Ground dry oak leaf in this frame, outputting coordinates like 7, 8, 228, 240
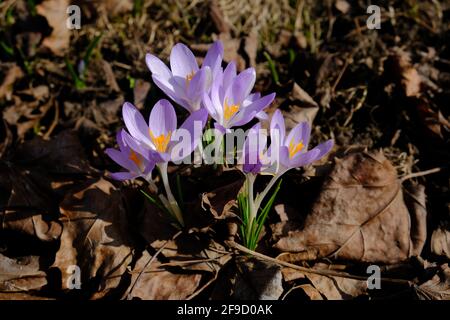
0, 254, 47, 293
36, 0, 70, 56
125, 250, 202, 300
415, 264, 450, 300
273, 151, 426, 264
431, 226, 450, 259
52, 178, 133, 298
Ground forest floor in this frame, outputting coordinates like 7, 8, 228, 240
0, 0, 449, 300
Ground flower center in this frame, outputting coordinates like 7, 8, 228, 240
288, 139, 304, 158
129, 150, 144, 171
185, 71, 195, 86
149, 130, 172, 153
224, 98, 240, 121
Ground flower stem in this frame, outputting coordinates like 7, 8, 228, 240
157, 162, 184, 227
254, 173, 282, 212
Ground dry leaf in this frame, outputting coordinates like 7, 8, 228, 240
415, 264, 450, 300
431, 226, 450, 259
36, 0, 70, 56
0, 64, 24, 100
273, 151, 426, 264
234, 256, 284, 300
52, 178, 133, 298
125, 250, 202, 300
0, 254, 47, 292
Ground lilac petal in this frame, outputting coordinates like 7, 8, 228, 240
255, 111, 269, 121
149, 99, 177, 137
270, 109, 286, 143
229, 68, 256, 105
310, 139, 334, 160
203, 92, 220, 121
203, 41, 223, 75
170, 43, 199, 78
105, 148, 135, 172
121, 130, 159, 163
152, 76, 192, 112
288, 148, 321, 168
122, 102, 152, 146
187, 67, 211, 103
231, 92, 275, 127
109, 171, 137, 181
146, 54, 172, 84
170, 109, 208, 162
214, 122, 227, 135
222, 61, 236, 91
285, 121, 310, 149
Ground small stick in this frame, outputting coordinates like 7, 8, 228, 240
400, 167, 441, 182
226, 241, 411, 285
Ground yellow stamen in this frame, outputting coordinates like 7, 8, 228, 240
288, 139, 304, 158
185, 71, 195, 86
129, 150, 144, 170
224, 98, 240, 121
149, 130, 172, 153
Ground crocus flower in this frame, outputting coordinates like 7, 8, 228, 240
121, 100, 208, 164
105, 130, 155, 181
120, 99, 208, 227
146, 41, 223, 113
202, 61, 276, 133
269, 109, 334, 175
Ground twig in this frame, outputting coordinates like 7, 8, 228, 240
126, 230, 182, 299
400, 167, 441, 182
226, 241, 411, 285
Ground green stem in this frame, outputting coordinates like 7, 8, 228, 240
254, 173, 282, 211
157, 162, 184, 227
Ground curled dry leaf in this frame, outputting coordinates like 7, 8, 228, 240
0, 64, 24, 101
201, 179, 243, 220
431, 226, 450, 259
234, 256, 283, 300
415, 264, 450, 300
52, 178, 133, 298
36, 0, 71, 56
273, 151, 427, 264
125, 250, 202, 300
0, 253, 47, 293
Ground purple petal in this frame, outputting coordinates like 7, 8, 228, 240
203, 92, 220, 121
109, 172, 137, 181
228, 68, 256, 105
105, 148, 135, 172
170, 109, 208, 162
270, 109, 286, 143
255, 111, 269, 121
170, 43, 199, 78
222, 61, 236, 91
187, 67, 211, 104
152, 75, 192, 112
146, 53, 172, 83
288, 148, 321, 168
285, 121, 310, 149
122, 102, 152, 146
310, 139, 334, 160
231, 92, 275, 127
149, 99, 177, 137
203, 41, 223, 75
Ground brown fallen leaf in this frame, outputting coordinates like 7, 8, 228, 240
0, 253, 47, 293
234, 256, 284, 300
415, 264, 450, 300
273, 151, 426, 264
431, 226, 450, 259
133, 79, 151, 110
0, 119, 13, 158
304, 263, 367, 300
125, 250, 202, 300
0, 64, 24, 101
52, 178, 133, 298
36, 0, 70, 56
404, 184, 427, 257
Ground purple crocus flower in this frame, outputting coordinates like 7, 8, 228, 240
121, 100, 208, 163
269, 109, 334, 174
241, 122, 266, 174
146, 41, 223, 113
105, 130, 155, 181
202, 61, 276, 133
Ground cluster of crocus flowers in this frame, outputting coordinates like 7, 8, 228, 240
106, 40, 334, 247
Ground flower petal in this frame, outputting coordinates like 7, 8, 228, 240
152, 75, 192, 112
231, 92, 275, 127
202, 41, 223, 75
270, 109, 286, 143
170, 109, 208, 162
109, 172, 137, 181
122, 102, 152, 146
149, 99, 177, 137
146, 53, 172, 83
229, 68, 256, 105
187, 67, 211, 107
170, 43, 199, 78
222, 61, 236, 91
288, 148, 321, 168
105, 148, 135, 172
